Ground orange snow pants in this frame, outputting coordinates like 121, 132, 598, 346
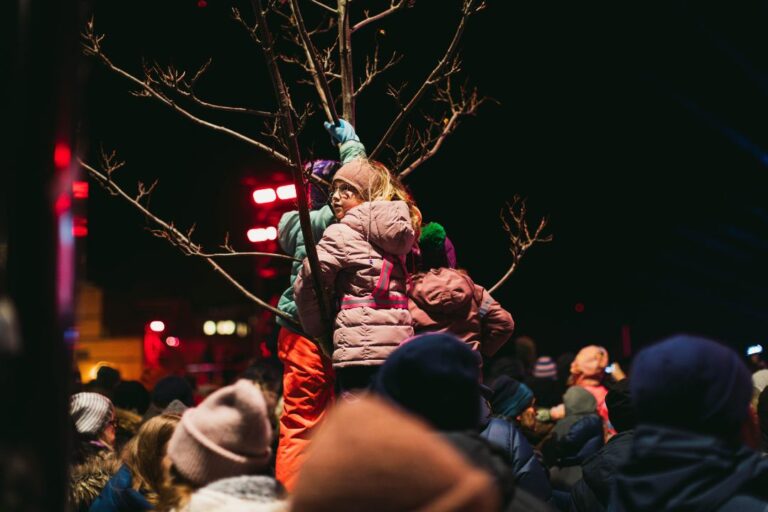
275, 327, 335, 491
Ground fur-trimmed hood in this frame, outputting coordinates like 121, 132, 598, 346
68, 449, 120, 512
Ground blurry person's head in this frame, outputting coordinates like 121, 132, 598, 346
752, 369, 768, 409
152, 376, 194, 408
95, 365, 121, 391
374, 333, 482, 431
113, 380, 150, 415
563, 385, 597, 417
70, 392, 116, 452
291, 396, 500, 512
123, 413, 180, 505
490, 376, 536, 429
570, 345, 609, 385
165, 380, 271, 499
514, 336, 538, 374
532, 356, 558, 380
631, 335, 752, 441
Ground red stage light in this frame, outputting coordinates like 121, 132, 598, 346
253, 188, 277, 204
276, 184, 297, 200
149, 320, 165, 332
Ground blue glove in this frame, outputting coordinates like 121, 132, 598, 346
323, 119, 360, 145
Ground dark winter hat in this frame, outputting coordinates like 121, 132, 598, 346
418, 222, 457, 270
95, 365, 121, 389
333, 159, 379, 198
631, 335, 752, 437
152, 376, 194, 408
605, 379, 635, 433
374, 333, 482, 431
113, 380, 150, 415
490, 376, 534, 418
167, 380, 272, 486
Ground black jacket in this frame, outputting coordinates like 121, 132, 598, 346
610, 425, 768, 512
570, 430, 634, 512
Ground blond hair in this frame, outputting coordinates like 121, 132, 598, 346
356, 160, 422, 236
122, 413, 181, 506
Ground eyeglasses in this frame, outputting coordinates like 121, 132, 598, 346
328, 183, 359, 203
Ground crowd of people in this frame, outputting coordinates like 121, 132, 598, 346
66, 120, 768, 511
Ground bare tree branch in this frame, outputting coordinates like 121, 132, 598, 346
352, 0, 412, 32
251, 0, 335, 356
81, 18, 291, 165
308, 0, 337, 14
398, 80, 495, 178
369, 0, 479, 160
355, 40, 402, 98
337, 0, 355, 125
79, 156, 301, 326
488, 196, 552, 294
289, 0, 339, 123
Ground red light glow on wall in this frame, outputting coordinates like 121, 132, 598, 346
72, 216, 88, 237
73, 181, 89, 199
54, 142, 71, 169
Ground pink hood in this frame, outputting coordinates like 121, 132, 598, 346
340, 201, 415, 256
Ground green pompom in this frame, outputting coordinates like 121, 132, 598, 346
419, 222, 447, 249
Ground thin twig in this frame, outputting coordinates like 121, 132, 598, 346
309, 0, 337, 14
370, 0, 478, 159
289, 0, 339, 123
81, 18, 290, 165
352, 0, 411, 32
79, 157, 300, 326
488, 196, 552, 294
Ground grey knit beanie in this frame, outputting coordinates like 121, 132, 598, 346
167, 379, 272, 486
70, 392, 114, 436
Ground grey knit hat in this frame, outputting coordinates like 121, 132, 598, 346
70, 392, 115, 436
167, 379, 272, 486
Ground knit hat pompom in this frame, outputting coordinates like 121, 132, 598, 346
418, 222, 457, 270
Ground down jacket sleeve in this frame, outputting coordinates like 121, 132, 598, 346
477, 287, 515, 357
480, 417, 552, 503
293, 223, 348, 338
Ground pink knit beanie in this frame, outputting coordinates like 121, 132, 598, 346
167, 379, 272, 486
334, 159, 379, 198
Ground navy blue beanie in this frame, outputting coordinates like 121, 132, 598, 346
373, 333, 481, 431
631, 335, 752, 437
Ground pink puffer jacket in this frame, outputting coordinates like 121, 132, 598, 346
408, 268, 514, 357
294, 201, 416, 368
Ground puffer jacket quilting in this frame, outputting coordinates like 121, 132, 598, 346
294, 200, 416, 368
408, 268, 514, 357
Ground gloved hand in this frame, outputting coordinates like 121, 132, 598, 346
323, 119, 359, 145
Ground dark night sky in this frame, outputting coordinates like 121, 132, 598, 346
82, 0, 768, 357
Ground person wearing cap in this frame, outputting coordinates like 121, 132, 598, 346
294, 123, 420, 393
612, 335, 768, 511
290, 395, 509, 512
373, 333, 552, 506
68, 392, 120, 512
272, 120, 367, 491
407, 221, 515, 362
570, 379, 635, 512
158, 379, 286, 511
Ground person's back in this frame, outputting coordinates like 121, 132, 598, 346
408, 222, 514, 358
611, 335, 768, 512
294, 158, 418, 390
